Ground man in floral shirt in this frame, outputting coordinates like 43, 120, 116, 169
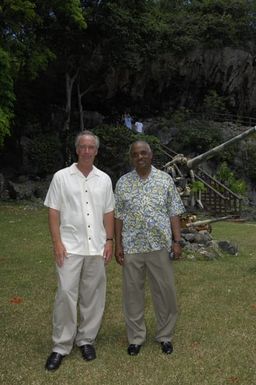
115, 140, 185, 356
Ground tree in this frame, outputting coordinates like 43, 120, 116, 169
185, 0, 256, 48
0, 0, 86, 147
0, 48, 14, 147
73, 0, 176, 117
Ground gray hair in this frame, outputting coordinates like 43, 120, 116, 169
129, 140, 152, 157
75, 130, 100, 150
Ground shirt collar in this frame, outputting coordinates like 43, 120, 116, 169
69, 163, 100, 177
132, 165, 156, 180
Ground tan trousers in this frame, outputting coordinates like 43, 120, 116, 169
52, 253, 106, 355
123, 249, 177, 345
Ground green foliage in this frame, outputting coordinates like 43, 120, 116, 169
91, 124, 167, 185
242, 142, 256, 183
0, 48, 15, 147
172, 119, 223, 154
0, 0, 87, 146
215, 161, 247, 195
170, 107, 191, 124
151, 0, 256, 53
202, 90, 227, 115
0, 107, 13, 147
28, 133, 63, 176
186, 0, 256, 48
1, 0, 256, 177
191, 180, 206, 193
0, 48, 15, 107
0, 0, 36, 35
25, 48, 56, 80
92, 0, 172, 71
54, 0, 87, 28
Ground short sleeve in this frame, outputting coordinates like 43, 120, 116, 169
114, 179, 125, 220
104, 176, 115, 213
167, 177, 185, 217
44, 173, 61, 210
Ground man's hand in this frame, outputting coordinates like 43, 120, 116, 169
48, 208, 66, 267
53, 241, 67, 267
172, 242, 182, 260
103, 241, 113, 264
115, 244, 124, 265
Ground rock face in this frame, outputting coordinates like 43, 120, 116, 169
105, 47, 256, 116
173, 47, 256, 115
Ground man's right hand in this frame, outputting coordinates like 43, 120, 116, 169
115, 244, 124, 265
53, 241, 67, 267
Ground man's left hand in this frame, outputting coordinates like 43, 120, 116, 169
172, 242, 182, 260
103, 242, 113, 264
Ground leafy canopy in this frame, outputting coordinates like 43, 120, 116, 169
0, 0, 86, 147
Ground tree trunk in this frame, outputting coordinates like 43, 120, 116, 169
77, 81, 84, 131
63, 69, 79, 165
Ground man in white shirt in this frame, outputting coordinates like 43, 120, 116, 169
44, 130, 114, 371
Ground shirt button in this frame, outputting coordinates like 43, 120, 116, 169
85, 190, 88, 192
87, 213, 89, 216
88, 225, 90, 228
86, 202, 88, 204
88, 237, 91, 240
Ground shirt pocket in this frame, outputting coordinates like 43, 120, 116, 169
60, 224, 80, 243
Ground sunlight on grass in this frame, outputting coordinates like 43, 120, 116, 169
0, 203, 256, 385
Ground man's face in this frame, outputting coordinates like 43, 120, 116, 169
130, 142, 152, 173
76, 135, 98, 165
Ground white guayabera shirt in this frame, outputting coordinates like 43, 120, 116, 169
44, 163, 115, 256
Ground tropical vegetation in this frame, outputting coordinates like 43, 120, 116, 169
1, 0, 256, 191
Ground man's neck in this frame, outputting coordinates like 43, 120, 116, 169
76, 162, 93, 177
136, 166, 152, 180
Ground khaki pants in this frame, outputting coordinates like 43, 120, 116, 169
123, 249, 177, 345
52, 253, 106, 355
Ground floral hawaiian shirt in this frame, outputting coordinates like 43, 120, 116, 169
114, 166, 185, 254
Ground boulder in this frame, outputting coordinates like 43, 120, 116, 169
0, 173, 10, 200
7, 178, 50, 201
217, 240, 239, 256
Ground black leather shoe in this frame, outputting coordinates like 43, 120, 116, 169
45, 352, 64, 371
161, 341, 173, 354
80, 344, 96, 361
127, 344, 141, 356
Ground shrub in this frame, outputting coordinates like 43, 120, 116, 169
92, 124, 168, 186
29, 133, 63, 176
215, 161, 247, 195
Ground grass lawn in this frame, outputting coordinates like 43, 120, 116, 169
0, 202, 255, 385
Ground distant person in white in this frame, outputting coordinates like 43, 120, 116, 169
123, 112, 133, 130
134, 121, 143, 133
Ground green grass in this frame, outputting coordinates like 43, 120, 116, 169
0, 203, 256, 385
